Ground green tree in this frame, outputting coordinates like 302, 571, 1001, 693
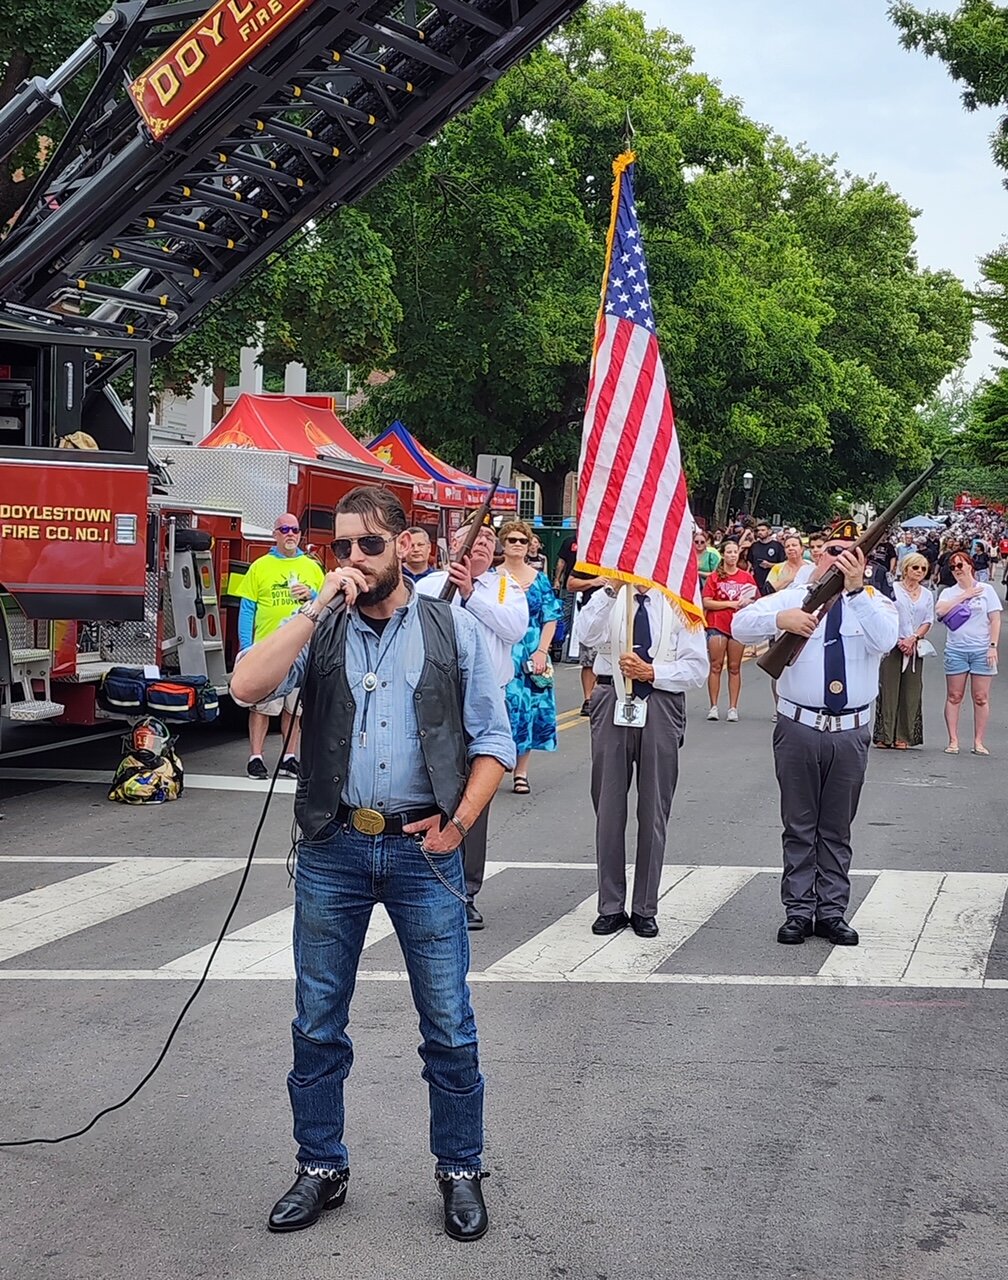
156, 210, 401, 393
352, 3, 840, 514
353, 4, 970, 522
890, 1, 1008, 455
871, 375, 1008, 512
968, 366, 1008, 471
890, 1, 1008, 173
0, 0, 98, 225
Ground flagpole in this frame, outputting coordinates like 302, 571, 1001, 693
624, 583, 634, 703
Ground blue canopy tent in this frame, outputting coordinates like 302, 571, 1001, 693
900, 515, 945, 530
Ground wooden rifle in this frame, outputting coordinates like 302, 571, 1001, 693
439, 473, 501, 603
757, 456, 945, 679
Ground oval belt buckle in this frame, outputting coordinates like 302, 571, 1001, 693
351, 807, 385, 835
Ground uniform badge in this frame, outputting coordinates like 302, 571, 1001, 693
829, 680, 844, 695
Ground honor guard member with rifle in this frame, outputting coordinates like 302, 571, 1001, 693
732, 519, 899, 946
576, 581, 709, 938
230, 486, 516, 1243
417, 517, 528, 929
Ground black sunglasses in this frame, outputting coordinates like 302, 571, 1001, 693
822, 544, 851, 557
505, 536, 529, 545
276, 525, 300, 535
331, 534, 396, 558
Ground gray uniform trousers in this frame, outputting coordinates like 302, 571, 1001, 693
772, 715, 871, 920
461, 677, 511, 901
589, 681, 686, 918
462, 801, 490, 902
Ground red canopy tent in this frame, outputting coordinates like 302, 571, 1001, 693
367, 420, 517, 512
198, 394, 436, 500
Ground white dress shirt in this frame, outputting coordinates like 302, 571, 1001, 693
731, 584, 899, 709
416, 567, 528, 686
893, 582, 934, 640
576, 586, 709, 692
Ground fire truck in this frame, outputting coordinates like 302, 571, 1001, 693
0, 0, 581, 743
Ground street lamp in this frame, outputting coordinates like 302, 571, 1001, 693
741, 470, 753, 516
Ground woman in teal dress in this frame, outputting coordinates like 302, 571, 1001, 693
499, 519, 562, 793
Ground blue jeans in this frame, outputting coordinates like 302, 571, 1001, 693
287, 826, 483, 1176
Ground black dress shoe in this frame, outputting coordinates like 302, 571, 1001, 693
777, 917, 813, 945
591, 911, 630, 935
814, 917, 859, 946
465, 901, 484, 931
267, 1168, 349, 1233
630, 913, 659, 938
437, 1173, 489, 1241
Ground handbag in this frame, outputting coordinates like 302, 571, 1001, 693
916, 639, 937, 658
941, 601, 973, 631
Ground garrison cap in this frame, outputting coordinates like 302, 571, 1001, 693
456, 509, 494, 533
826, 517, 859, 542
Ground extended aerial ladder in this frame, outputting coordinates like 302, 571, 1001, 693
0, 0, 582, 349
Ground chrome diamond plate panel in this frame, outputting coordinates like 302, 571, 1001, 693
162, 447, 289, 532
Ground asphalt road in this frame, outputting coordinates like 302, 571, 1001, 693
1, 654, 1007, 1280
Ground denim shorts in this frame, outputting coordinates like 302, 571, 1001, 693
944, 647, 995, 676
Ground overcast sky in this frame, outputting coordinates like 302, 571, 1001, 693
640, 0, 1005, 384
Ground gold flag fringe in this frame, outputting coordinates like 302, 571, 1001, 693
573, 562, 705, 632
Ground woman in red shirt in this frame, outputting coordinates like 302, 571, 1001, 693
702, 537, 758, 722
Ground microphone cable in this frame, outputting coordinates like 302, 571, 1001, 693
0, 700, 301, 1148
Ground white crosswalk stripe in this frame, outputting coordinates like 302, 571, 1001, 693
820, 870, 1008, 985
485, 865, 758, 981
160, 864, 508, 978
0, 857, 245, 963
1, 858, 1008, 988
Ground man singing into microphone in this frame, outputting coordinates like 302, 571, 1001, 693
231, 485, 515, 1243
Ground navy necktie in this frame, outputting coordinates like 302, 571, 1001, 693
632, 592, 652, 700
823, 599, 847, 713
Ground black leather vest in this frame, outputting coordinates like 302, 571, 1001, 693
295, 594, 469, 839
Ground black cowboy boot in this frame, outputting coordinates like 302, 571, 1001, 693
267, 1165, 349, 1233
437, 1171, 489, 1241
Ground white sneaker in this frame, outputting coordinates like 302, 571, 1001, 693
706, 706, 719, 721
727, 708, 739, 722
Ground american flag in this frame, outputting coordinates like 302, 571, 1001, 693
575, 152, 703, 627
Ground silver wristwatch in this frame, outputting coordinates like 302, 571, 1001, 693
297, 600, 327, 624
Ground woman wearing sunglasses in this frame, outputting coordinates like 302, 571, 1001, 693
499, 519, 562, 793
937, 552, 1003, 754
873, 553, 934, 749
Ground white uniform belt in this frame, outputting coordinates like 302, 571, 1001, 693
778, 697, 871, 733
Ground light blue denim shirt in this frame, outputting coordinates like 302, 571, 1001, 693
272, 588, 515, 810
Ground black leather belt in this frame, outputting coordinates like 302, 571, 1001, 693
596, 675, 614, 686
335, 802, 440, 836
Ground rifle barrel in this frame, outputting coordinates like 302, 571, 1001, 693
756, 454, 944, 679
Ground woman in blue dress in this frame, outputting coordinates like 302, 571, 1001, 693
499, 519, 562, 792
